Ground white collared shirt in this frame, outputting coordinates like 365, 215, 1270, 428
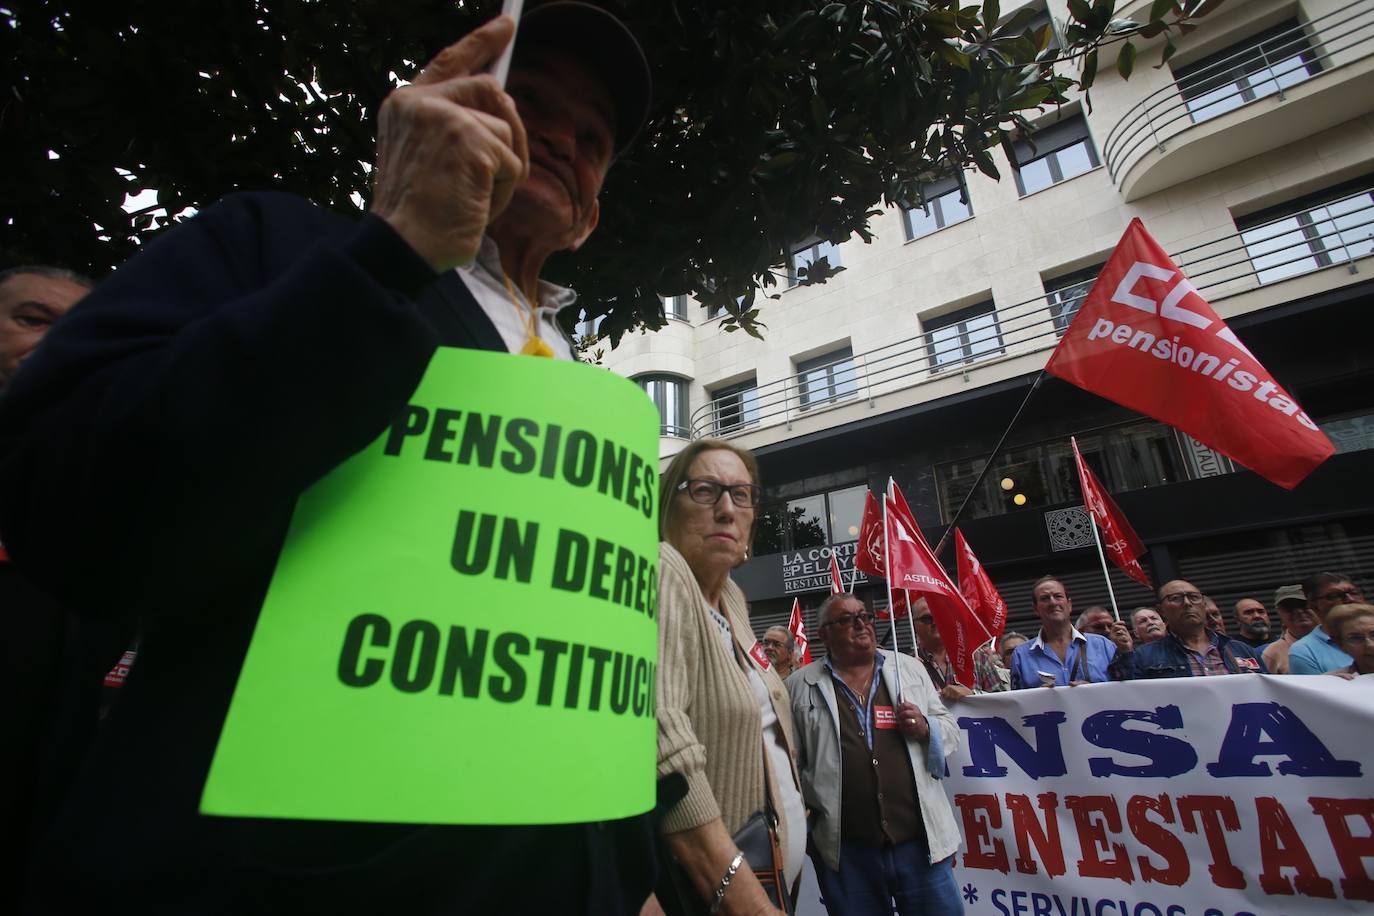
454, 236, 577, 360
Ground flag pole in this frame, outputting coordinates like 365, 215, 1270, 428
932, 370, 1045, 558
1076, 436, 1124, 623
905, 588, 920, 664
882, 495, 904, 701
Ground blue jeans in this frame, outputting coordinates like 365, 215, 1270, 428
814, 839, 963, 916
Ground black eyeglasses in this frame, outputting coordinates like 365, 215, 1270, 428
678, 478, 762, 508
1162, 592, 1205, 606
821, 612, 874, 630
1317, 587, 1365, 604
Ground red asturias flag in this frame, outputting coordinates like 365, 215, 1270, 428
788, 598, 813, 665
1071, 437, 1152, 589
854, 490, 885, 578
885, 496, 991, 687
954, 529, 1007, 638
1045, 218, 1334, 489
828, 552, 845, 595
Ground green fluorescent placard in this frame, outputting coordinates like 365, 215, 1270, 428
201, 348, 660, 824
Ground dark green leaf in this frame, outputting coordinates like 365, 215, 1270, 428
983, 0, 1001, 29
1117, 41, 1137, 80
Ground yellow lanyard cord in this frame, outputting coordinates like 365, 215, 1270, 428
500, 273, 556, 358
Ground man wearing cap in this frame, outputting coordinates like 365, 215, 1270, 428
1262, 584, 1320, 674
0, 5, 656, 913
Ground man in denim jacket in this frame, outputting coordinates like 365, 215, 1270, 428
1128, 579, 1267, 678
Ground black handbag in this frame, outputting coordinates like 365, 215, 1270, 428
655, 807, 793, 916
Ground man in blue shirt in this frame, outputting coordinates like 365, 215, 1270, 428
1009, 576, 1123, 688
1289, 572, 1364, 674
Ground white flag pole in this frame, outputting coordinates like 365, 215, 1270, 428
1075, 436, 1123, 622
882, 495, 904, 701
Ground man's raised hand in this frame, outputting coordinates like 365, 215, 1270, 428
371, 17, 530, 271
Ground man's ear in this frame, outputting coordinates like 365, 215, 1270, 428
565, 198, 601, 253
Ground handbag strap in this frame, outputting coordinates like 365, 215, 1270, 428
725, 624, 780, 827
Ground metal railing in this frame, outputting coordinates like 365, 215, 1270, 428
1102, 1, 1374, 190
689, 186, 1374, 440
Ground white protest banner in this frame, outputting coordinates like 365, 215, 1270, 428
944, 675, 1374, 916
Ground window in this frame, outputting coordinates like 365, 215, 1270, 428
787, 237, 842, 288
934, 421, 1187, 523
1044, 264, 1103, 335
923, 301, 1003, 372
779, 484, 870, 550
1238, 180, 1374, 285
1174, 20, 1320, 124
901, 173, 973, 240
1012, 114, 1100, 196
710, 379, 761, 433
796, 347, 858, 408
636, 375, 689, 438
662, 295, 688, 321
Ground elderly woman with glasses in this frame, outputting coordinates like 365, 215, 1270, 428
652, 440, 801, 916
1324, 603, 1374, 678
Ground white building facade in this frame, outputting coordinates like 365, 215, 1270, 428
597, 0, 1374, 641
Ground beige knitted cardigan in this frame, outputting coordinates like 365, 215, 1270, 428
656, 542, 800, 857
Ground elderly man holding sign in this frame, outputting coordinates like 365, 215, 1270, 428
0, 3, 660, 914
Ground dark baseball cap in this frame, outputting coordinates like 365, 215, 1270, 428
514, 2, 652, 156
1274, 584, 1306, 607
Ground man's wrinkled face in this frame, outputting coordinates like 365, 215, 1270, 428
1159, 580, 1206, 635
1079, 608, 1113, 637
1278, 600, 1319, 639
762, 628, 792, 669
912, 598, 940, 649
819, 596, 876, 661
501, 51, 616, 252
1234, 599, 1270, 640
0, 272, 87, 387
1132, 608, 1165, 643
1203, 598, 1226, 634
1033, 580, 1072, 627
999, 636, 1027, 667
1312, 580, 1365, 622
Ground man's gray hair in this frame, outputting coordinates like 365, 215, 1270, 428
1075, 606, 1109, 628
764, 625, 795, 652
0, 264, 94, 288
818, 592, 861, 622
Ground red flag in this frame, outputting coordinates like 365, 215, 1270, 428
1071, 438, 1152, 589
788, 598, 813, 665
887, 478, 925, 545
828, 552, 845, 595
875, 589, 909, 621
854, 490, 885, 577
1045, 218, 1333, 489
953, 529, 1007, 637
885, 496, 991, 687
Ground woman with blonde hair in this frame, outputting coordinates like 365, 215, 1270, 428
653, 439, 802, 916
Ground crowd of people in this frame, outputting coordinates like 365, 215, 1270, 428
3, 4, 1368, 916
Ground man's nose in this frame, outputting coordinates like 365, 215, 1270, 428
536, 119, 576, 160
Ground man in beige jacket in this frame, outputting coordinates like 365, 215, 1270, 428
787, 593, 963, 915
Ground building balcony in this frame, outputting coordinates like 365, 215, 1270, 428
1103, 1, 1374, 202
688, 184, 1374, 446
